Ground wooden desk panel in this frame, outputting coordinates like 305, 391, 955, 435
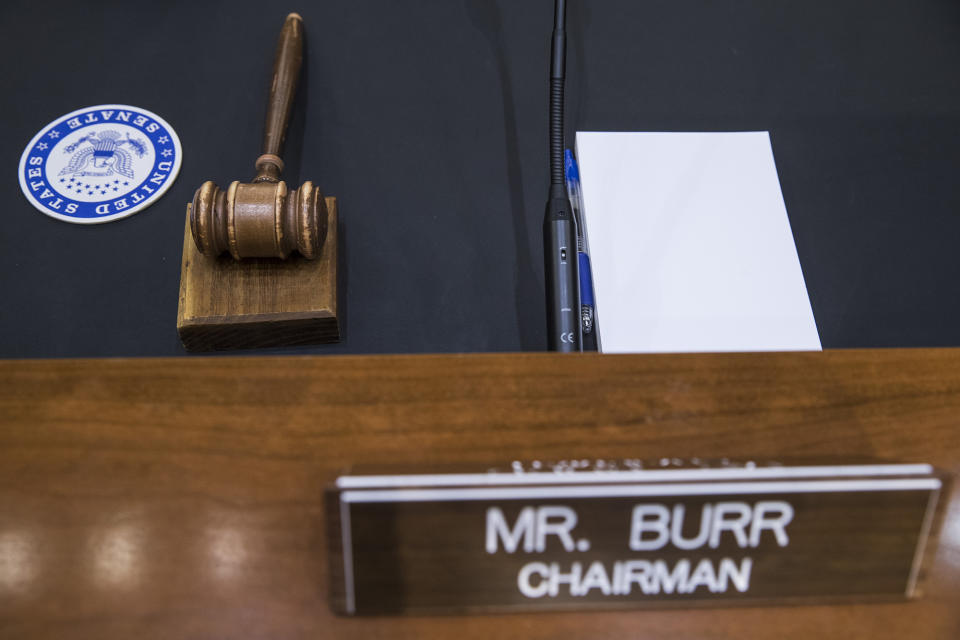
0, 350, 958, 638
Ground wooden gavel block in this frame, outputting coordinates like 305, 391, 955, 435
176, 14, 340, 351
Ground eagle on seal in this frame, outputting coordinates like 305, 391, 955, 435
59, 130, 147, 179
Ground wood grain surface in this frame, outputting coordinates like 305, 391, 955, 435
0, 349, 958, 638
177, 197, 339, 351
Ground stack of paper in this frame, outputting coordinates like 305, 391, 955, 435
575, 131, 820, 353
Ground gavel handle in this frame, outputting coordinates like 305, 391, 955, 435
256, 13, 303, 182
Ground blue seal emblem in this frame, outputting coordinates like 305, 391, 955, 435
18, 104, 182, 224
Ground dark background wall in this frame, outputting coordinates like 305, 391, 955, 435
2, 0, 959, 358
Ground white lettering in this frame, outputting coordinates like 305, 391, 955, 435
652, 558, 689, 594
718, 557, 752, 592
620, 560, 652, 595
611, 560, 625, 595
671, 504, 712, 550
578, 561, 612, 596
536, 506, 577, 552
629, 504, 670, 550
709, 502, 752, 548
548, 561, 581, 597
749, 501, 793, 547
683, 558, 718, 593
517, 562, 549, 598
486, 507, 535, 554
519, 557, 754, 598
630, 500, 795, 551
486, 506, 580, 554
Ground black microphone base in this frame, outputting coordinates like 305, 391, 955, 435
544, 192, 581, 352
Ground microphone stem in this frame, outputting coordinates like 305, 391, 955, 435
550, 0, 567, 187
544, 0, 581, 352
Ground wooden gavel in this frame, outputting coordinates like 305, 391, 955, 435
190, 13, 326, 260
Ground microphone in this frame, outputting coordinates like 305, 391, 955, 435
544, 0, 581, 351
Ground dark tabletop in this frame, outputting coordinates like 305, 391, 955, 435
2, 0, 959, 358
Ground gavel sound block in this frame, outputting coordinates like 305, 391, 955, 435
176, 197, 339, 351
176, 14, 340, 351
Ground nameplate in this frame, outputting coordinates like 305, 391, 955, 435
326, 460, 943, 615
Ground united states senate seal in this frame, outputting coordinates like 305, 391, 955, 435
18, 104, 182, 224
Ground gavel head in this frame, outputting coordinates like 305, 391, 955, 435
190, 177, 326, 260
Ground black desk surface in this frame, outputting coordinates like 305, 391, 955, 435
3, 0, 960, 358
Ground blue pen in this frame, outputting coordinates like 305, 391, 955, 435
564, 149, 599, 351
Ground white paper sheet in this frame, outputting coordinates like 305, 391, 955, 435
575, 131, 821, 353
